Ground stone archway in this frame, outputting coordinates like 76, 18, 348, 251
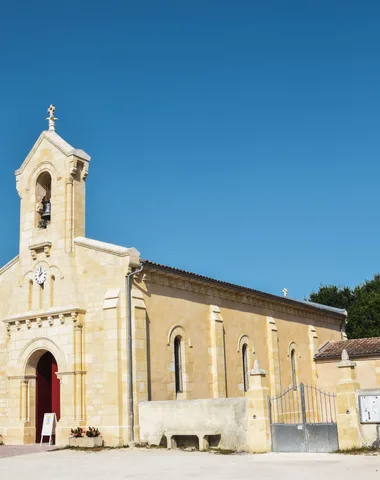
19, 340, 66, 444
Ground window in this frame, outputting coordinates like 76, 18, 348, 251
291, 349, 297, 388
28, 280, 33, 310
50, 275, 55, 307
242, 343, 249, 392
39, 283, 44, 309
36, 172, 52, 229
174, 336, 183, 394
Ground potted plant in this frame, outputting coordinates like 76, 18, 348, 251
69, 427, 84, 447
83, 427, 103, 447
69, 427, 104, 448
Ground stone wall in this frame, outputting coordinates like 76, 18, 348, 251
317, 357, 380, 393
336, 352, 380, 450
139, 272, 343, 403
139, 398, 248, 451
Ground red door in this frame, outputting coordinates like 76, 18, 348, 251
36, 352, 60, 442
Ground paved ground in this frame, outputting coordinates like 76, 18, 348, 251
0, 447, 379, 479
0, 444, 56, 458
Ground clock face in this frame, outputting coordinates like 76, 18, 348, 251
34, 266, 47, 285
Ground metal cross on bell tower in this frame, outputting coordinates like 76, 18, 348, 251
46, 104, 58, 132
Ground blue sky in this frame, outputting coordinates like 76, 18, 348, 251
0, 1, 379, 300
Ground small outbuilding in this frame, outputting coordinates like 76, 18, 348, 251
315, 337, 380, 392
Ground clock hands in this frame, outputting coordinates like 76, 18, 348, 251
35, 267, 46, 284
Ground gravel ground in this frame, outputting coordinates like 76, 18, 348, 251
0, 447, 379, 479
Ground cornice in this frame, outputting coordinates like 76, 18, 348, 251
29, 241, 52, 251
2, 306, 86, 329
143, 267, 344, 325
74, 236, 140, 259
29, 241, 52, 259
0, 255, 19, 277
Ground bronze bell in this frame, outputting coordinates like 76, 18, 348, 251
41, 200, 51, 221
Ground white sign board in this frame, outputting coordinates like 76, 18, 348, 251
40, 413, 57, 445
359, 395, 380, 423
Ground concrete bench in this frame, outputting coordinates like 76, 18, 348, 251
165, 430, 221, 451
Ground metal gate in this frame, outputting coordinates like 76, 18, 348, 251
268, 383, 338, 453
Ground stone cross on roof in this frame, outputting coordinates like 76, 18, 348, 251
282, 288, 288, 297
46, 104, 58, 132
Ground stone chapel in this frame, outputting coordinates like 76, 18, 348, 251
0, 107, 347, 445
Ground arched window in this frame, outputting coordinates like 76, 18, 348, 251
291, 349, 297, 389
50, 275, 55, 307
28, 280, 33, 310
36, 172, 52, 229
174, 336, 183, 394
39, 283, 44, 309
242, 343, 249, 392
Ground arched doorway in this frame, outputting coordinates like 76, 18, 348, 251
35, 352, 60, 442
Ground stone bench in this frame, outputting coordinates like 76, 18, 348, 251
165, 430, 221, 451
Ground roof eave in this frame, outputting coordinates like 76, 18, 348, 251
143, 260, 347, 320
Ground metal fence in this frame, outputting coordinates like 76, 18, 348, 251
269, 383, 337, 425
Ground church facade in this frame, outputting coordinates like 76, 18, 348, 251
0, 108, 347, 446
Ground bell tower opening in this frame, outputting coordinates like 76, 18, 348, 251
36, 171, 52, 229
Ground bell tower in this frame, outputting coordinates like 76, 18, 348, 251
15, 105, 91, 258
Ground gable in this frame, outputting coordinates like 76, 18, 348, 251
15, 131, 90, 177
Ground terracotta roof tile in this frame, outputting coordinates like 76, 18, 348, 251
315, 337, 380, 360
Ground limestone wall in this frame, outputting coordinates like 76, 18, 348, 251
139, 273, 342, 402
329, 355, 380, 450
316, 357, 380, 393
139, 398, 248, 451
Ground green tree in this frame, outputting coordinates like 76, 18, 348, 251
348, 275, 380, 338
308, 275, 380, 339
309, 285, 355, 312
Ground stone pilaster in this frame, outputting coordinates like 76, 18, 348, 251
131, 288, 149, 442
209, 305, 227, 398
56, 313, 86, 446
308, 325, 318, 385
246, 361, 271, 453
73, 313, 84, 425
20, 380, 29, 423
65, 178, 73, 253
99, 288, 124, 446
336, 350, 361, 450
266, 317, 281, 396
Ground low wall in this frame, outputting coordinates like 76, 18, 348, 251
139, 398, 248, 451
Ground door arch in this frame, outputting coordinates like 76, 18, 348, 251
35, 351, 60, 442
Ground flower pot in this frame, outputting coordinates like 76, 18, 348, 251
69, 437, 104, 448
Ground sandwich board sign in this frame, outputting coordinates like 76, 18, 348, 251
40, 413, 57, 445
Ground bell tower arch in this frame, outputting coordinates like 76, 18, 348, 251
35, 171, 52, 229
15, 105, 91, 257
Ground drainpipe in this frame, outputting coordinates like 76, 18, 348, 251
126, 262, 144, 444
